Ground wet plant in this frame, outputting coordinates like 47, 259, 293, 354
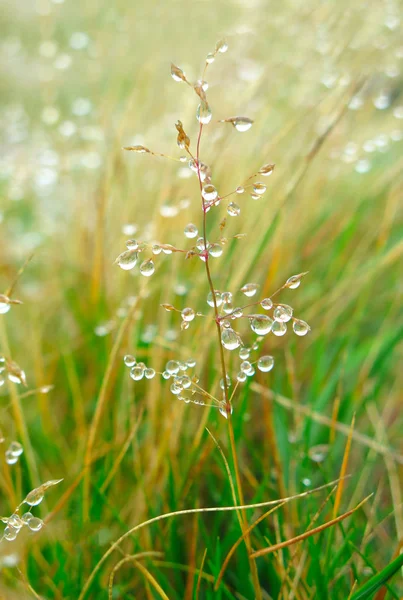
117, 40, 313, 599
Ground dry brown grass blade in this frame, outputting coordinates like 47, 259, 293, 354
108, 552, 164, 600
215, 502, 287, 590
333, 413, 356, 520
250, 494, 372, 559
5, 252, 35, 298
78, 478, 346, 600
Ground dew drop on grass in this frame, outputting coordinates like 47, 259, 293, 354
5, 450, 18, 465
293, 319, 310, 336
249, 315, 273, 335
240, 282, 259, 297
24, 488, 45, 507
227, 202, 240, 216
122, 145, 150, 153
259, 163, 275, 176
207, 291, 222, 307
171, 63, 186, 82
261, 298, 273, 310
257, 355, 274, 372
8, 441, 23, 457
186, 358, 196, 368
209, 244, 223, 258
130, 366, 144, 381
184, 223, 198, 238
27, 517, 43, 532
219, 403, 233, 419
253, 182, 266, 195
220, 374, 231, 390
222, 291, 232, 303
196, 101, 212, 125
273, 304, 293, 322
166, 360, 180, 375
202, 183, 218, 201
240, 361, 252, 373
221, 328, 240, 350
222, 117, 253, 132
250, 193, 260, 200
22, 512, 34, 524
0, 297, 11, 314
8, 514, 23, 530
115, 249, 138, 271
170, 383, 182, 395
239, 347, 250, 360
139, 259, 155, 277
206, 52, 215, 64
236, 186, 244, 194
162, 371, 170, 380
215, 38, 228, 53
4, 526, 18, 541
125, 239, 139, 250
144, 368, 156, 380
152, 244, 162, 255
124, 355, 136, 367
237, 371, 247, 382
181, 307, 195, 322
181, 375, 191, 388
272, 321, 287, 336
286, 274, 303, 288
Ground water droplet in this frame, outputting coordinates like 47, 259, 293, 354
186, 358, 196, 368
239, 348, 250, 360
355, 159, 371, 174
227, 202, 240, 216
130, 366, 144, 381
139, 259, 155, 277
0, 295, 11, 314
27, 517, 43, 532
240, 361, 252, 373
260, 298, 273, 310
373, 92, 390, 110
124, 355, 136, 367
166, 360, 180, 375
181, 375, 191, 389
170, 382, 182, 395
249, 315, 273, 335
126, 239, 139, 250
272, 321, 287, 336
293, 319, 310, 336
207, 291, 222, 307
222, 116, 253, 132
221, 292, 232, 304
232, 307, 243, 318
202, 183, 218, 201
215, 39, 228, 53
184, 223, 198, 238
171, 63, 186, 83
240, 282, 259, 297
219, 403, 233, 419
181, 307, 195, 322
24, 488, 44, 507
308, 444, 329, 463
257, 355, 274, 372
4, 526, 18, 541
209, 244, 223, 258
237, 371, 247, 382
8, 441, 23, 457
162, 371, 170, 380
253, 182, 266, 195
221, 328, 240, 350
7, 514, 23, 530
220, 374, 231, 390
206, 53, 215, 64
5, 450, 18, 465
286, 273, 308, 289
197, 101, 212, 125
259, 163, 275, 177
20, 512, 33, 526
115, 249, 138, 271
273, 304, 293, 322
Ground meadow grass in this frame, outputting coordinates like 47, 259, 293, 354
0, 1, 402, 598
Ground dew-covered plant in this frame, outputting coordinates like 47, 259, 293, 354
116, 40, 311, 597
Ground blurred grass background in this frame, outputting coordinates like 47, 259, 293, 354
0, 0, 402, 598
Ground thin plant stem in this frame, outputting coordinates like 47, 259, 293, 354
194, 122, 262, 599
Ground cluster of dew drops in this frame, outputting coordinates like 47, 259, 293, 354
0, 479, 62, 543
